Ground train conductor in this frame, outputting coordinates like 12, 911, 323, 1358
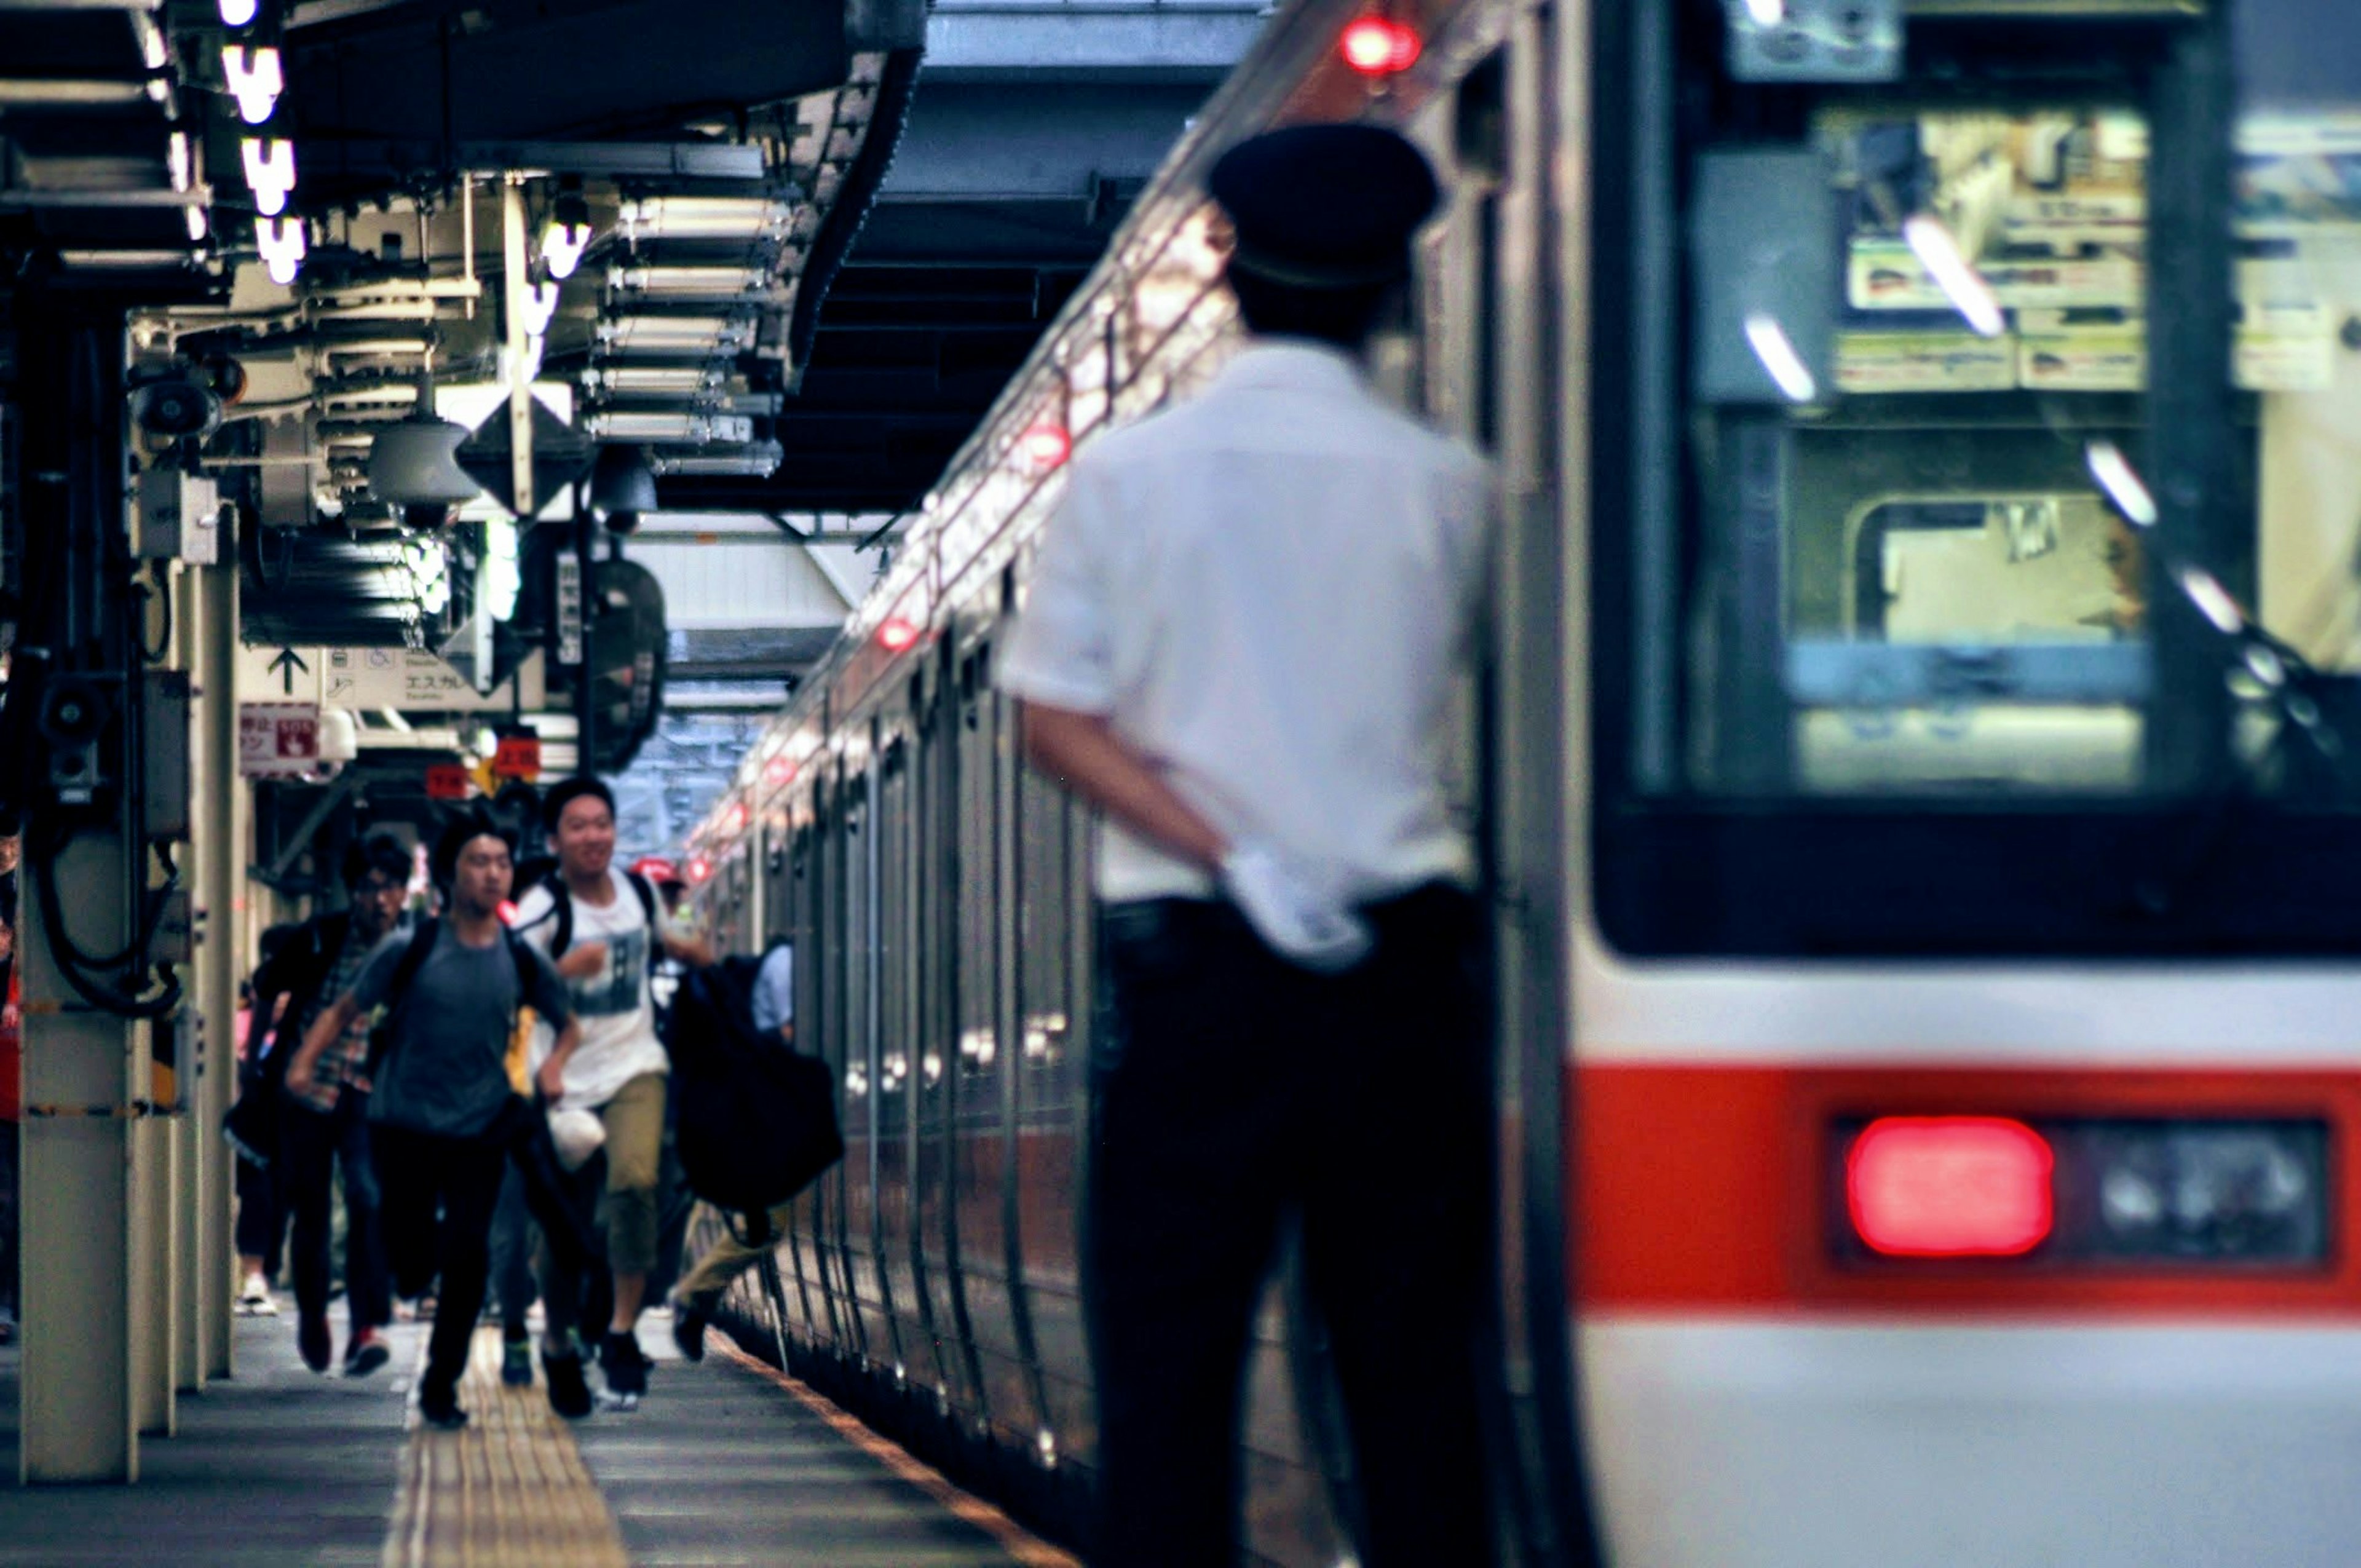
1000, 124, 1495, 1566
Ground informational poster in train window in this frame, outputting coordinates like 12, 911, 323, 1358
2236, 115, 2361, 232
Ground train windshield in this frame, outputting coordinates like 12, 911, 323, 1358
1634, 0, 2361, 802
1595, 0, 2361, 953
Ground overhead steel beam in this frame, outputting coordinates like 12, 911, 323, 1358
298, 139, 767, 182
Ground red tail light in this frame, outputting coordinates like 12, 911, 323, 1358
1847, 1117, 2054, 1258
1340, 16, 1421, 76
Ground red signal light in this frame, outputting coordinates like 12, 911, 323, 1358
877, 617, 920, 653
1019, 422, 1072, 472
764, 755, 797, 787
496, 900, 521, 927
1340, 15, 1421, 76
1847, 1117, 2054, 1258
724, 801, 748, 834
686, 855, 712, 885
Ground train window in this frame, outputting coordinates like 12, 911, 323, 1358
1594, 0, 2361, 953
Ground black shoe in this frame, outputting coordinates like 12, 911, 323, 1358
297, 1312, 332, 1374
501, 1335, 534, 1388
544, 1350, 593, 1419
418, 1384, 468, 1430
342, 1328, 390, 1378
670, 1305, 708, 1364
601, 1329, 650, 1398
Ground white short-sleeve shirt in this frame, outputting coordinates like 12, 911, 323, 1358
997, 339, 1490, 905
513, 868, 668, 1111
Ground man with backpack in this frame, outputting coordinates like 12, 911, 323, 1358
665, 936, 795, 1360
287, 813, 578, 1430
511, 777, 712, 1406
254, 833, 411, 1376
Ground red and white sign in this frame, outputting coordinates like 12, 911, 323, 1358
492, 735, 542, 781
424, 763, 473, 801
237, 703, 320, 778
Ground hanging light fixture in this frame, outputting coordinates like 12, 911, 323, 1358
223, 46, 283, 125
540, 191, 593, 280
368, 370, 486, 526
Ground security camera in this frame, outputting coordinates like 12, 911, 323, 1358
129, 367, 222, 441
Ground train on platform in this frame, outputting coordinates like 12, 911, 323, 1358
684, 0, 2361, 1561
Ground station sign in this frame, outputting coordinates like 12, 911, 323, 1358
237, 703, 320, 778
239, 642, 546, 713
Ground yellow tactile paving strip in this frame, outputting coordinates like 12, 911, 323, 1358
382, 1328, 630, 1568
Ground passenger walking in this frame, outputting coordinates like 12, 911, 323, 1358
512, 777, 712, 1406
287, 814, 577, 1430
1000, 125, 1495, 1566
254, 836, 409, 1375
232, 929, 301, 1315
666, 936, 795, 1360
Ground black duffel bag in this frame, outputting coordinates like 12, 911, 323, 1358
666, 952, 842, 1242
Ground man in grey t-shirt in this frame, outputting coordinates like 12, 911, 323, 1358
290, 816, 577, 1430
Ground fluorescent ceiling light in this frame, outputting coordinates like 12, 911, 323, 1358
617, 197, 793, 240
223, 46, 282, 125
184, 203, 207, 242
242, 137, 295, 216
257, 214, 304, 285
218, 0, 258, 25
595, 315, 754, 354
542, 219, 593, 280
609, 264, 769, 297
167, 130, 191, 191
589, 365, 721, 395
586, 411, 754, 443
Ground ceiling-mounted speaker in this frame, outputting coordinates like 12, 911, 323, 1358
589, 444, 658, 535
368, 398, 484, 510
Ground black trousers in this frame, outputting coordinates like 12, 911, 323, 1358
373, 1122, 507, 1398
1085, 885, 1496, 1568
280, 1090, 390, 1333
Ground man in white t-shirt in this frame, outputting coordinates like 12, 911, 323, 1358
512, 776, 713, 1406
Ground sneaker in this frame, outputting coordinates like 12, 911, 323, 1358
237, 1275, 278, 1317
543, 1347, 593, 1419
670, 1303, 709, 1363
297, 1312, 332, 1373
501, 1336, 534, 1388
418, 1383, 468, 1431
601, 1329, 650, 1398
344, 1328, 390, 1378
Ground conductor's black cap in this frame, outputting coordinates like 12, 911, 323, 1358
1207, 123, 1440, 289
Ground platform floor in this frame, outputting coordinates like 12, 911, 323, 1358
0, 1301, 1072, 1567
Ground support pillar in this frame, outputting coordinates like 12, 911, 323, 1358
130, 1031, 173, 1435
16, 312, 140, 1483
197, 560, 239, 1382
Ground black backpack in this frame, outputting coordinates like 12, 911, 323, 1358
665, 952, 842, 1242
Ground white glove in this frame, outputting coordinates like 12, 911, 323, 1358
1221, 842, 1372, 974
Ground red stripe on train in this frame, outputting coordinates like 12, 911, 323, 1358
1572, 1063, 2361, 1314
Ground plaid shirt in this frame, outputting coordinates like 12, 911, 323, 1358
286, 932, 374, 1114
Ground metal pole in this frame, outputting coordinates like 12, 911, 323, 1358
16, 312, 139, 1483
575, 511, 598, 770
172, 564, 205, 1394
197, 558, 239, 1382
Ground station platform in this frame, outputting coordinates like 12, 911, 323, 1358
0, 1305, 1074, 1568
